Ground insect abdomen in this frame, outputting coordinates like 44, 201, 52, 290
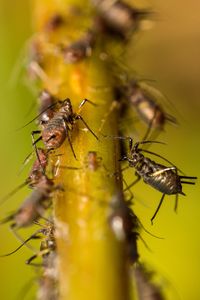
42, 116, 66, 149
144, 170, 182, 195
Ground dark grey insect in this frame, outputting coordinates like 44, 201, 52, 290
62, 30, 96, 63
32, 98, 98, 160
92, 0, 151, 39
120, 137, 197, 223
109, 195, 163, 263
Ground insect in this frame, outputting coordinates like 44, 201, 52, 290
32, 98, 98, 160
109, 195, 139, 263
0, 221, 56, 264
127, 81, 177, 140
109, 195, 162, 263
0, 148, 49, 206
92, 0, 151, 39
0, 175, 55, 229
134, 264, 165, 300
85, 151, 102, 171
38, 90, 57, 126
44, 14, 64, 32
37, 251, 58, 300
117, 137, 197, 223
62, 30, 96, 63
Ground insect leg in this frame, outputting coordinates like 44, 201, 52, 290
78, 98, 97, 111
151, 193, 165, 224
26, 248, 50, 266
66, 129, 77, 160
174, 193, 178, 213
142, 107, 158, 141
31, 130, 44, 173
76, 115, 99, 140
122, 178, 134, 202
0, 231, 42, 257
124, 174, 141, 192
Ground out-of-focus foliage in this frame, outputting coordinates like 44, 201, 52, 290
0, 0, 199, 299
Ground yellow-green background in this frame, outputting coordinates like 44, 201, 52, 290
0, 0, 199, 299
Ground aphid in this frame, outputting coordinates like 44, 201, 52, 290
92, 0, 151, 39
119, 137, 197, 223
109, 195, 162, 263
0, 175, 54, 229
62, 30, 96, 63
134, 264, 165, 300
128, 81, 177, 140
0, 148, 48, 206
44, 14, 64, 32
26, 221, 56, 265
38, 90, 57, 126
32, 98, 98, 159
0, 221, 56, 263
85, 151, 102, 171
37, 253, 58, 300
109, 195, 139, 263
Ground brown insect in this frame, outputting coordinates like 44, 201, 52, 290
37, 90, 57, 126
119, 137, 197, 223
0, 175, 55, 229
62, 30, 96, 63
92, 0, 151, 39
0, 221, 56, 265
134, 264, 165, 300
32, 98, 98, 160
44, 14, 64, 32
0, 148, 49, 206
85, 151, 102, 171
128, 81, 177, 140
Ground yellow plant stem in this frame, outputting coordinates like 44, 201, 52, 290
33, 1, 133, 299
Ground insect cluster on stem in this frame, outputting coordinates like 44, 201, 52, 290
1, 1, 197, 299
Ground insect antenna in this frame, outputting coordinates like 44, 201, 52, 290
137, 233, 152, 253
0, 182, 28, 206
137, 219, 164, 239
0, 214, 15, 225
16, 102, 58, 131
0, 231, 42, 257
140, 148, 184, 174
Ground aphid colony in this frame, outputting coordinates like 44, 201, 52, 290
1, 1, 197, 299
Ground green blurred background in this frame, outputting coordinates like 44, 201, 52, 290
0, 0, 199, 299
